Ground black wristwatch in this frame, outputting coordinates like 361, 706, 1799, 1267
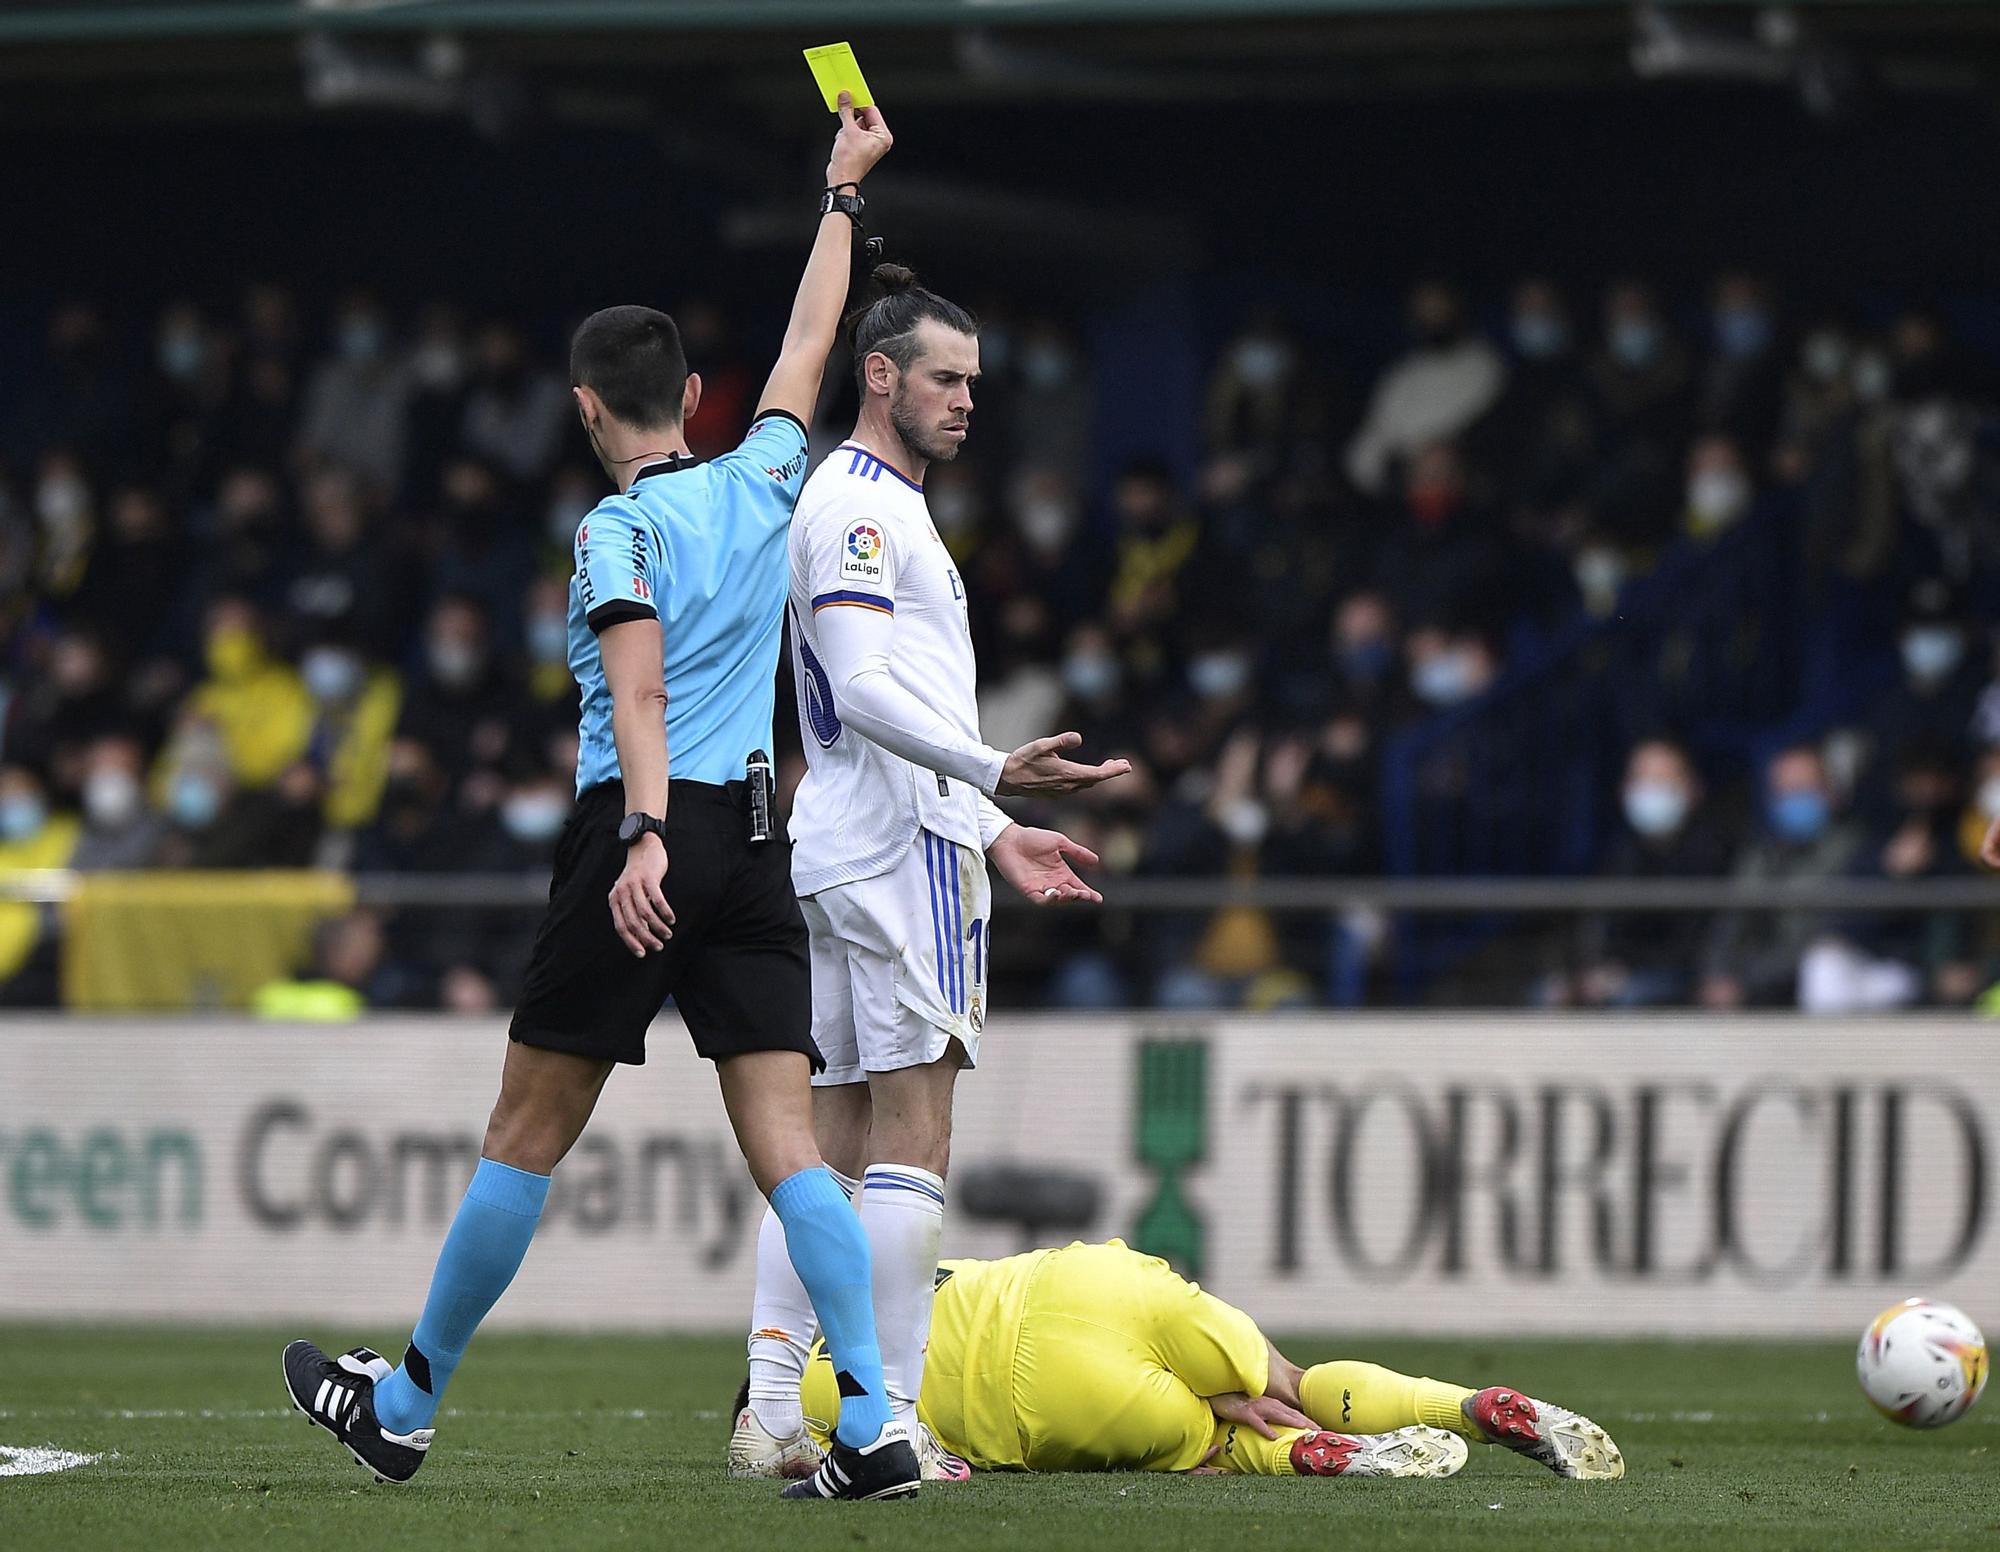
617, 812, 668, 848
820, 186, 866, 229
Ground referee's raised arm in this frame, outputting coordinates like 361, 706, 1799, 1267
278, 91, 915, 1502
757, 93, 893, 426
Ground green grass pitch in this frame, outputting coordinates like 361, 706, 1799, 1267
2, 1328, 1994, 1551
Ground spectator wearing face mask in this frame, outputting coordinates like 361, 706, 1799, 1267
492, 768, 572, 867
138, 300, 232, 498
1870, 579, 1984, 781
159, 753, 323, 871
296, 293, 411, 495
0, 765, 80, 1005
1181, 632, 1261, 750
1345, 280, 1507, 497
1560, 737, 1734, 1008
518, 575, 580, 710
1697, 273, 1786, 449
70, 734, 168, 871
1587, 280, 1691, 546
185, 597, 313, 789
1205, 313, 1303, 465
395, 595, 523, 787
298, 633, 401, 835
1683, 434, 1756, 541
1701, 742, 1865, 1008
1590, 280, 1691, 424
1778, 320, 1904, 590
973, 466, 1105, 631
1404, 623, 1501, 714
1054, 623, 1142, 759
396, 765, 574, 1009
396, 302, 471, 502
1464, 277, 1599, 517
1005, 318, 1094, 485
1328, 590, 1403, 711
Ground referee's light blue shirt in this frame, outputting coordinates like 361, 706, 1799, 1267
567, 410, 810, 793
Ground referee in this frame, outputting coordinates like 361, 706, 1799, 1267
282, 98, 922, 1500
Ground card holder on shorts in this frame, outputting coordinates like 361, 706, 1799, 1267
747, 749, 773, 843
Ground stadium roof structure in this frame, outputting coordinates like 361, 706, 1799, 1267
0, 0, 1993, 37
5, 0, 1999, 126
0, 0, 1997, 39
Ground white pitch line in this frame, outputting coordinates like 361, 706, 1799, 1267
0, 1446, 104, 1478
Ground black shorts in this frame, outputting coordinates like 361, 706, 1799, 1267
508, 780, 819, 1070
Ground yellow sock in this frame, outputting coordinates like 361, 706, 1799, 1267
1298, 1361, 1474, 1436
1206, 1416, 1309, 1476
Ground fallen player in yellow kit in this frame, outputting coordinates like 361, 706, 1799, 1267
734, 1239, 1624, 1481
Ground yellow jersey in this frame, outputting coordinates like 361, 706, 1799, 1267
800, 1240, 1271, 1473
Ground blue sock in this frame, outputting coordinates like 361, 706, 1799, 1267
770, 1167, 892, 1447
373, 1158, 550, 1435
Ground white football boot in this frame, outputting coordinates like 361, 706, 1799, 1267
726, 1405, 825, 1480
1462, 1387, 1625, 1480
915, 1421, 971, 1482
1288, 1425, 1468, 1478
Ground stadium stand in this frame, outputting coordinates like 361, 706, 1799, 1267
4, 270, 1997, 1013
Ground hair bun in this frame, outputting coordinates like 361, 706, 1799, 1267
870, 262, 918, 295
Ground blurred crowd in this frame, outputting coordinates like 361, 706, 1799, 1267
2, 271, 1998, 1012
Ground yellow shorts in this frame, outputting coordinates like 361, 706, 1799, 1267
1008, 1241, 1269, 1473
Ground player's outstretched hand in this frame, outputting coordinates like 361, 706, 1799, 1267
989, 824, 1105, 906
996, 731, 1132, 797
1206, 1390, 1317, 1440
609, 833, 675, 956
1982, 814, 2000, 870
826, 92, 893, 188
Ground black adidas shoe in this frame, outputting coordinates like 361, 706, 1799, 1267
780, 1419, 920, 1501
281, 1340, 432, 1485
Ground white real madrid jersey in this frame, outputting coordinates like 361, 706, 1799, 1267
787, 441, 1003, 896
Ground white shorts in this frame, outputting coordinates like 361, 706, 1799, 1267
801, 829, 992, 1088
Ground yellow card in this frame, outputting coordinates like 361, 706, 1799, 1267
803, 42, 875, 112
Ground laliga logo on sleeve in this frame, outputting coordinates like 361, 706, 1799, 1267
840, 523, 885, 584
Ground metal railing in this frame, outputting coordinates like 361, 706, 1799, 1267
2, 869, 1996, 914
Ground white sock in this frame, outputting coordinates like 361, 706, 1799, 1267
745, 1166, 858, 1438
858, 1164, 946, 1425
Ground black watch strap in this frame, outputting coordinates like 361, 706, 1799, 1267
820, 188, 866, 229
618, 812, 668, 847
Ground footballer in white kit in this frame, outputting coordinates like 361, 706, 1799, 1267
733, 267, 1130, 1485
789, 438, 1007, 1081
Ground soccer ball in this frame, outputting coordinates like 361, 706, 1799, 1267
1856, 1299, 1988, 1428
